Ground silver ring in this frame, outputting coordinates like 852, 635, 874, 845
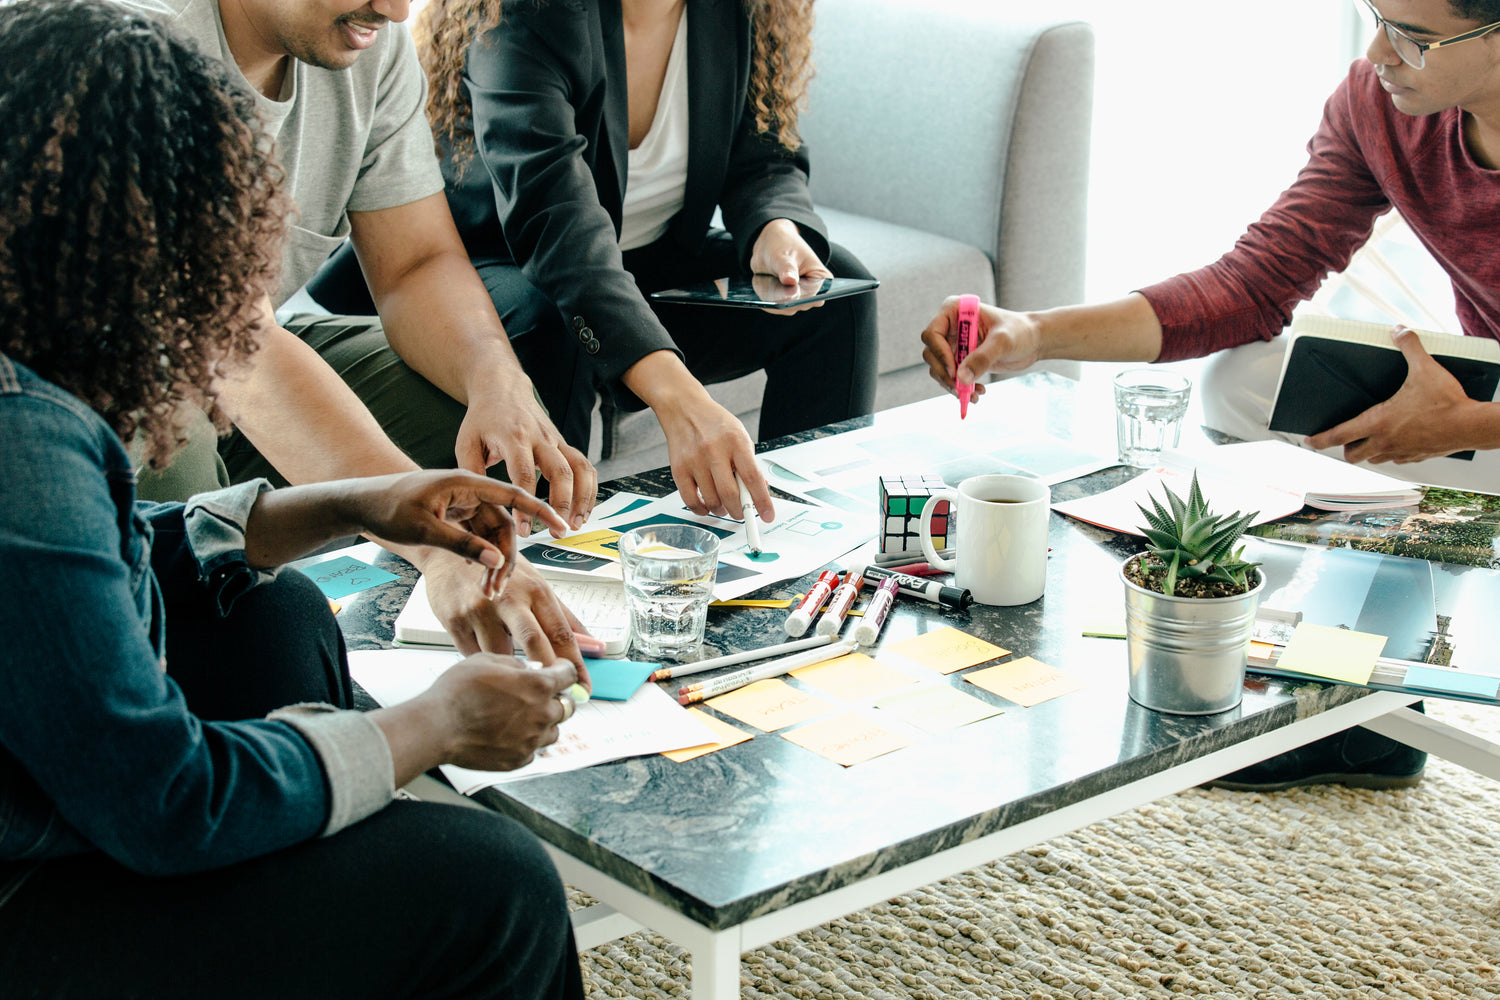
556, 693, 575, 721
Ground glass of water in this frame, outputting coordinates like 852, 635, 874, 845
618, 524, 721, 659
1113, 369, 1192, 467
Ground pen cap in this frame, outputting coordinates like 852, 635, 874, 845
785, 608, 814, 637
938, 584, 974, 610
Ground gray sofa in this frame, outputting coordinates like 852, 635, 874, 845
591, 0, 1096, 477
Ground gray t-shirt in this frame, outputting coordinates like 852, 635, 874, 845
113, 0, 445, 305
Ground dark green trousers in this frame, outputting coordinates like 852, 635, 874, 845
136, 315, 471, 501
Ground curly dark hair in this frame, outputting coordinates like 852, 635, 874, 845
1450, 1, 1500, 23
0, 0, 289, 468
417, 0, 815, 172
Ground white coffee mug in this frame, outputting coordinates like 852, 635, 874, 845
918, 474, 1050, 606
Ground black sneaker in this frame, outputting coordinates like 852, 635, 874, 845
1205, 710, 1427, 792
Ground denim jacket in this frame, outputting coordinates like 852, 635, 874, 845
0, 355, 391, 901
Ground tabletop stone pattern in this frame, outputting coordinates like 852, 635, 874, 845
336, 375, 1371, 931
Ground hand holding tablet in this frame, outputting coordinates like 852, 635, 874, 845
650, 275, 879, 310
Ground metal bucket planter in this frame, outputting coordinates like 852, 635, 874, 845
1121, 557, 1265, 715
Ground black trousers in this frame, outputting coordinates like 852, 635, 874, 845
307, 232, 881, 455
0, 529, 585, 1000
501, 232, 881, 453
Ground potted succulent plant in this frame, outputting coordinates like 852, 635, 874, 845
1121, 472, 1265, 715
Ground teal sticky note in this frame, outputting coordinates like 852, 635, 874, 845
584, 658, 660, 701
1401, 665, 1500, 700
306, 555, 399, 600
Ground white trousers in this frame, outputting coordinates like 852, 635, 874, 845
1200, 338, 1500, 492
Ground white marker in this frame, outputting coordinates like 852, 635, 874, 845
737, 474, 764, 556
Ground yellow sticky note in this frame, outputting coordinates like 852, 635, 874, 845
548, 528, 624, 558
661, 709, 753, 762
791, 652, 918, 702
965, 656, 1086, 707
879, 627, 1009, 675
1275, 622, 1387, 685
874, 685, 1002, 733
782, 713, 911, 767
706, 678, 833, 732
1080, 601, 1125, 639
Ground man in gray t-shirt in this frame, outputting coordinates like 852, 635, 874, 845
114, 0, 598, 669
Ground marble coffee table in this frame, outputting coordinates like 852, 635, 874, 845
331, 375, 1432, 1000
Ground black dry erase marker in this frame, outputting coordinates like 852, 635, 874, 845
861, 564, 972, 610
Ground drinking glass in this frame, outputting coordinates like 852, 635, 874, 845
618, 524, 720, 659
1113, 369, 1191, 467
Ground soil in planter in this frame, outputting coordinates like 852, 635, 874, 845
1123, 553, 1252, 600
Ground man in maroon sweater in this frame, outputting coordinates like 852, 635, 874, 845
922, 0, 1500, 790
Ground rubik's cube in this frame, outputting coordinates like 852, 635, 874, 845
879, 474, 952, 557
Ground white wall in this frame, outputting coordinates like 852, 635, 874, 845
1043, 1, 1358, 301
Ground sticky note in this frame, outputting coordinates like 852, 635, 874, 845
782, 713, 911, 766
1080, 601, 1126, 639
583, 659, 660, 701
306, 555, 399, 600
661, 709, 754, 762
1400, 665, 1500, 700
964, 656, 1086, 707
879, 627, 1009, 675
706, 678, 833, 732
874, 685, 1002, 733
1275, 623, 1387, 685
790, 652, 917, 702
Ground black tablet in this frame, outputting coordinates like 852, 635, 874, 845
649, 275, 879, 310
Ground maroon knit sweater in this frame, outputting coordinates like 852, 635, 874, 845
1140, 60, 1500, 362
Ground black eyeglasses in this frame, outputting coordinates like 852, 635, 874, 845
1355, 0, 1500, 69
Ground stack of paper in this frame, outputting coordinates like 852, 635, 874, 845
1052, 440, 1420, 536
1214, 440, 1421, 511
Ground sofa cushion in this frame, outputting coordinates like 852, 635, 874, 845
819, 207, 995, 379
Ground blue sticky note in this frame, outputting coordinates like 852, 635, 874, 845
306, 555, 399, 600
1401, 665, 1500, 700
584, 658, 661, 701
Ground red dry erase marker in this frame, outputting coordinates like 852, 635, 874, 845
815, 567, 865, 636
955, 293, 980, 419
785, 570, 839, 637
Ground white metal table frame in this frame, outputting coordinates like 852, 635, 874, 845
414, 692, 1499, 999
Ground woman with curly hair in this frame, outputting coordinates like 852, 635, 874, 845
396, 0, 876, 522
0, 3, 586, 995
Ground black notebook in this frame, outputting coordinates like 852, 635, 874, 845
1267, 315, 1500, 461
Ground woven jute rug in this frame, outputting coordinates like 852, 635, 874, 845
573, 700, 1500, 998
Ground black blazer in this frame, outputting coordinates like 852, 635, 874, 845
444, 0, 829, 383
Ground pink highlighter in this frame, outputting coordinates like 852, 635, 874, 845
955, 294, 980, 419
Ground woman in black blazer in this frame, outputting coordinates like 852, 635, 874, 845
419, 0, 878, 521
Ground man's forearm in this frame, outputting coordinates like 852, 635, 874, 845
372, 247, 535, 405
1031, 293, 1165, 364
217, 320, 419, 483
348, 193, 536, 407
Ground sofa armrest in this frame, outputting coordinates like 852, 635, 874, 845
800, 0, 1094, 311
